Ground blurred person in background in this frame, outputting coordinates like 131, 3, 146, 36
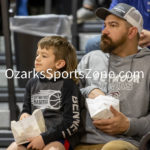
77, 0, 111, 23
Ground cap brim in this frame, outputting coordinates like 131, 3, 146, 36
95, 7, 125, 21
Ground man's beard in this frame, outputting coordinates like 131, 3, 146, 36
100, 34, 127, 53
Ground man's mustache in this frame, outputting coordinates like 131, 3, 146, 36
101, 34, 111, 41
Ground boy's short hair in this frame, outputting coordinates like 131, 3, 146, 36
38, 36, 78, 83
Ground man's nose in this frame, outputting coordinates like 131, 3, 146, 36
102, 27, 109, 35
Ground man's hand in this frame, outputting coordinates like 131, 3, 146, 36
93, 106, 130, 135
139, 29, 150, 47
27, 135, 45, 150
88, 89, 105, 99
19, 113, 30, 120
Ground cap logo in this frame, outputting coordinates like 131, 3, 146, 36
114, 7, 126, 14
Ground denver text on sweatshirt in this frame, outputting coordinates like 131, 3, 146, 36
21, 76, 81, 147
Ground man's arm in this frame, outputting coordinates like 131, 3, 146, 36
77, 51, 108, 98
88, 88, 105, 99
93, 106, 150, 137
78, 53, 100, 98
125, 114, 150, 137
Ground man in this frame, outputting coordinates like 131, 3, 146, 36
85, 0, 150, 53
76, 3, 150, 150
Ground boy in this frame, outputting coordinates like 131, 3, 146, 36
7, 36, 84, 150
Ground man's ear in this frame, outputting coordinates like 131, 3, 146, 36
55, 60, 66, 70
128, 27, 138, 39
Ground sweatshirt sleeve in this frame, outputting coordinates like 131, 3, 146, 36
21, 78, 34, 115
41, 79, 81, 145
125, 114, 150, 137
124, 70, 150, 137
77, 52, 102, 98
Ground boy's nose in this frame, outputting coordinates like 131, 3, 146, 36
36, 55, 41, 61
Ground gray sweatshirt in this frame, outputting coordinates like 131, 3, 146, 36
77, 48, 150, 147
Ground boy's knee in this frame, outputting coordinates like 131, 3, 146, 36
101, 140, 138, 150
7, 142, 27, 150
7, 142, 18, 150
43, 141, 65, 150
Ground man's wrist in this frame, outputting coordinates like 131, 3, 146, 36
123, 117, 130, 135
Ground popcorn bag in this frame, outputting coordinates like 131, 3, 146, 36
11, 109, 46, 145
86, 95, 120, 120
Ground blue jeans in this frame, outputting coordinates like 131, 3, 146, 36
17, 0, 28, 15
85, 35, 101, 53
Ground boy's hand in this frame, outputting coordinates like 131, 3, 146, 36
19, 113, 30, 120
27, 135, 45, 150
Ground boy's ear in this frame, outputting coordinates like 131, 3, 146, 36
55, 60, 66, 70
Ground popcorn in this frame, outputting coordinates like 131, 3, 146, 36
86, 95, 120, 120
11, 109, 46, 145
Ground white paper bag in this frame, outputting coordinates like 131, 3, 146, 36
11, 109, 46, 145
86, 95, 120, 120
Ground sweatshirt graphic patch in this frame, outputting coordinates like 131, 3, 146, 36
31, 90, 61, 110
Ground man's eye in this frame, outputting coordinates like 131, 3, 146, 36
110, 23, 117, 27
111, 24, 115, 27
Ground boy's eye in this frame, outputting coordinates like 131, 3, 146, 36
42, 55, 48, 58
